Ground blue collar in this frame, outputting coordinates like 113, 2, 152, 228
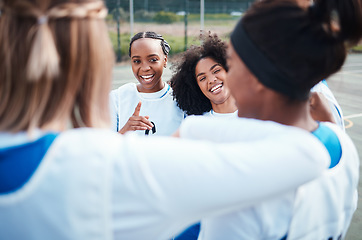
0, 133, 58, 194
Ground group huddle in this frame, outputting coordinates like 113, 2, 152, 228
0, 0, 361, 240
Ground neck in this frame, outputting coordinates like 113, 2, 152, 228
257, 93, 318, 132
211, 96, 238, 114
137, 80, 165, 93
41, 121, 68, 132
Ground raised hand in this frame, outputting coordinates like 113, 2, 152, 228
118, 101, 154, 134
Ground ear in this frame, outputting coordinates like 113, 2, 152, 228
255, 77, 265, 93
164, 55, 168, 68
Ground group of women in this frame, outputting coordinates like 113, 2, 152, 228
0, 0, 361, 239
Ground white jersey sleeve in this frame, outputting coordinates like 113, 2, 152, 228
111, 119, 329, 239
180, 115, 297, 142
286, 122, 359, 240
0, 125, 330, 240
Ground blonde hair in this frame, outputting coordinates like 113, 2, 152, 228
0, 0, 114, 132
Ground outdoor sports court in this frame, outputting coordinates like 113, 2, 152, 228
327, 54, 362, 240
112, 53, 362, 240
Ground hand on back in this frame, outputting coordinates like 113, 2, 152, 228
309, 92, 336, 124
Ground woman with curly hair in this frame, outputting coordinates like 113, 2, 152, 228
170, 33, 237, 117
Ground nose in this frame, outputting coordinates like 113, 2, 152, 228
208, 74, 217, 84
141, 62, 151, 71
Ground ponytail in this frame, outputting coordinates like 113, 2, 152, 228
0, 0, 111, 132
309, 0, 362, 46
27, 15, 60, 82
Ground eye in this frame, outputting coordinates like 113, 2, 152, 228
199, 76, 206, 82
213, 69, 221, 74
133, 59, 141, 64
149, 58, 158, 63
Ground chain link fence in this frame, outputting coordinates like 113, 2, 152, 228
104, 0, 255, 61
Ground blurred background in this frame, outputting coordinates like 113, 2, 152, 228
103, 0, 362, 62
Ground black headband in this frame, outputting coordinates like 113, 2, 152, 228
230, 20, 309, 100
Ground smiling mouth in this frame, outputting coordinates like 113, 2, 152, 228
210, 83, 223, 93
140, 74, 155, 83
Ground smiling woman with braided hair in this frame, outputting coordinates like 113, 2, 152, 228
109, 31, 185, 136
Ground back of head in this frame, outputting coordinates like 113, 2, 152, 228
231, 0, 362, 100
0, 0, 114, 132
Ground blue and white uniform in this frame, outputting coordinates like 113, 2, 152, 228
0, 119, 331, 240
311, 81, 345, 130
179, 116, 359, 240
203, 110, 238, 118
110, 82, 184, 136
175, 110, 238, 240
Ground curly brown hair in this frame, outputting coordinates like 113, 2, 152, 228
170, 33, 228, 115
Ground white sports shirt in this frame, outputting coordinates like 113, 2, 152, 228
110, 82, 184, 136
179, 116, 359, 240
203, 110, 238, 118
0, 119, 330, 240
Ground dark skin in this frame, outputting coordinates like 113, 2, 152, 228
174, 88, 336, 137
309, 91, 336, 124
296, 0, 313, 8
174, 44, 336, 138
118, 101, 153, 134
227, 43, 319, 132
119, 38, 167, 134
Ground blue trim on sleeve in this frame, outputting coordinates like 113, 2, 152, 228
174, 223, 200, 240
280, 234, 287, 240
0, 133, 58, 194
320, 80, 342, 119
312, 124, 342, 168
321, 79, 328, 87
334, 105, 342, 119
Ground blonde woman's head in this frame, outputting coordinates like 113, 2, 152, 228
0, 0, 114, 132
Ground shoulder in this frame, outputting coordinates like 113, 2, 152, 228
111, 83, 138, 98
53, 128, 124, 160
202, 111, 212, 117
162, 83, 173, 98
159, 84, 181, 107
322, 122, 356, 153
110, 83, 140, 109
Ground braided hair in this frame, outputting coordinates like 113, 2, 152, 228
129, 31, 171, 57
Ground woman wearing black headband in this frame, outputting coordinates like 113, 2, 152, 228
178, 0, 361, 239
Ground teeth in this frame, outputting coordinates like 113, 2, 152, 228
210, 84, 222, 92
141, 75, 154, 80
